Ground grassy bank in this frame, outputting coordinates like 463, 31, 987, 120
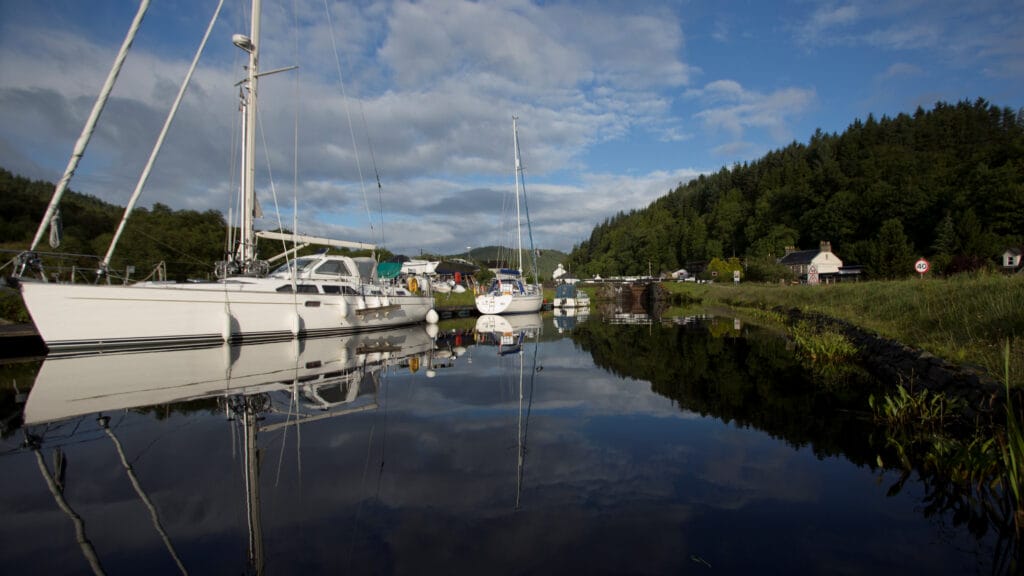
664, 273, 1024, 387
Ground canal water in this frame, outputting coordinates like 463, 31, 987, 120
0, 311, 1012, 574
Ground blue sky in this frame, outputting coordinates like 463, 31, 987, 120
1, 0, 1021, 257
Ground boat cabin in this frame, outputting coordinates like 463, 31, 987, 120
269, 254, 378, 283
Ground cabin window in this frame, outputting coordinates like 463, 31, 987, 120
276, 284, 319, 293
321, 285, 360, 295
314, 260, 346, 276
270, 258, 316, 275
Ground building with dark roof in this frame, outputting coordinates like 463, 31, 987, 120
777, 241, 860, 284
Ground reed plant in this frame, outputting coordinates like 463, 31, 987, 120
868, 380, 966, 432
867, 340, 1022, 546
789, 320, 857, 362
998, 340, 1024, 533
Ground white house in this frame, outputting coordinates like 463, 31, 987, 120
1002, 247, 1022, 272
777, 241, 844, 283
553, 263, 581, 285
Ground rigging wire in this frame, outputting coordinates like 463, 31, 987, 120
102, 0, 226, 271
321, 0, 377, 243
361, 106, 387, 248
514, 119, 540, 283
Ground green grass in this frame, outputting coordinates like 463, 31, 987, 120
664, 272, 1024, 387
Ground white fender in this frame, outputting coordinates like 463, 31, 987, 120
426, 309, 439, 324
223, 310, 234, 342
425, 322, 439, 339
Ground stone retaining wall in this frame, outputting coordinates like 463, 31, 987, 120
779, 307, 1008, 419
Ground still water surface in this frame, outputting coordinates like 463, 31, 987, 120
0, 312, 1008, 574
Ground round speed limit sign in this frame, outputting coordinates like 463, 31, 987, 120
914, 258, 930, 274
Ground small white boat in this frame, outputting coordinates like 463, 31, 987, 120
475, 117, 543, 316
398, 258, 440, 276
552, 283, 590, 308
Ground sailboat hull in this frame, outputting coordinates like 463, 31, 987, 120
552, 296, 590, 308
474, 292, 543, 315
20, 280, 433, 351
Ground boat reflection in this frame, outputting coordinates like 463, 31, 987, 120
553, 305, 589, 333
24, 326, 435, 426
474, 313, 542, 355
21, 325, 438, 575
474, 313, 541, 510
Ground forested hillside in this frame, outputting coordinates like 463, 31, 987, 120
0, 169, 229, 281
567, 99, 1024, 279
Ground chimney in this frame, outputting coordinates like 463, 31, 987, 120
820, 241, 831, 253
784, 246, 796, 256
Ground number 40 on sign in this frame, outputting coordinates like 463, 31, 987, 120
914, 258, 930, 277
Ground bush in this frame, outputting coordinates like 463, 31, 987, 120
0, 290, 30, 324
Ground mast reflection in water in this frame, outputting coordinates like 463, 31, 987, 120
0, 315, 1014, 574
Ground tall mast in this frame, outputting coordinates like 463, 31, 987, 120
513, 116, 523, 274
235, 0, 261, 272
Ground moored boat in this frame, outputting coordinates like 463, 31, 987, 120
552, 283, 590, 308
475, 117, 543, 316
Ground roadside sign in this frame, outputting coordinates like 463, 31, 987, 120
807, 264, 819, 285
914, 258, 930, 276
733, 270, 740, 283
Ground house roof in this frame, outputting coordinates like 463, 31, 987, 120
1005, 247, 1023, 256
778, 249, 821, 265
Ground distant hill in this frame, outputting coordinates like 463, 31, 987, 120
446, 245, 570, 281
430, 242, 569, 278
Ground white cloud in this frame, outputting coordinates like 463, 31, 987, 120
811, 4, 860, 30
686, 81, 816, 146
878, 62, 924, 81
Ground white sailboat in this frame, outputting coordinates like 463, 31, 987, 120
475, 117, 544, 315
9, 0, 437, 352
